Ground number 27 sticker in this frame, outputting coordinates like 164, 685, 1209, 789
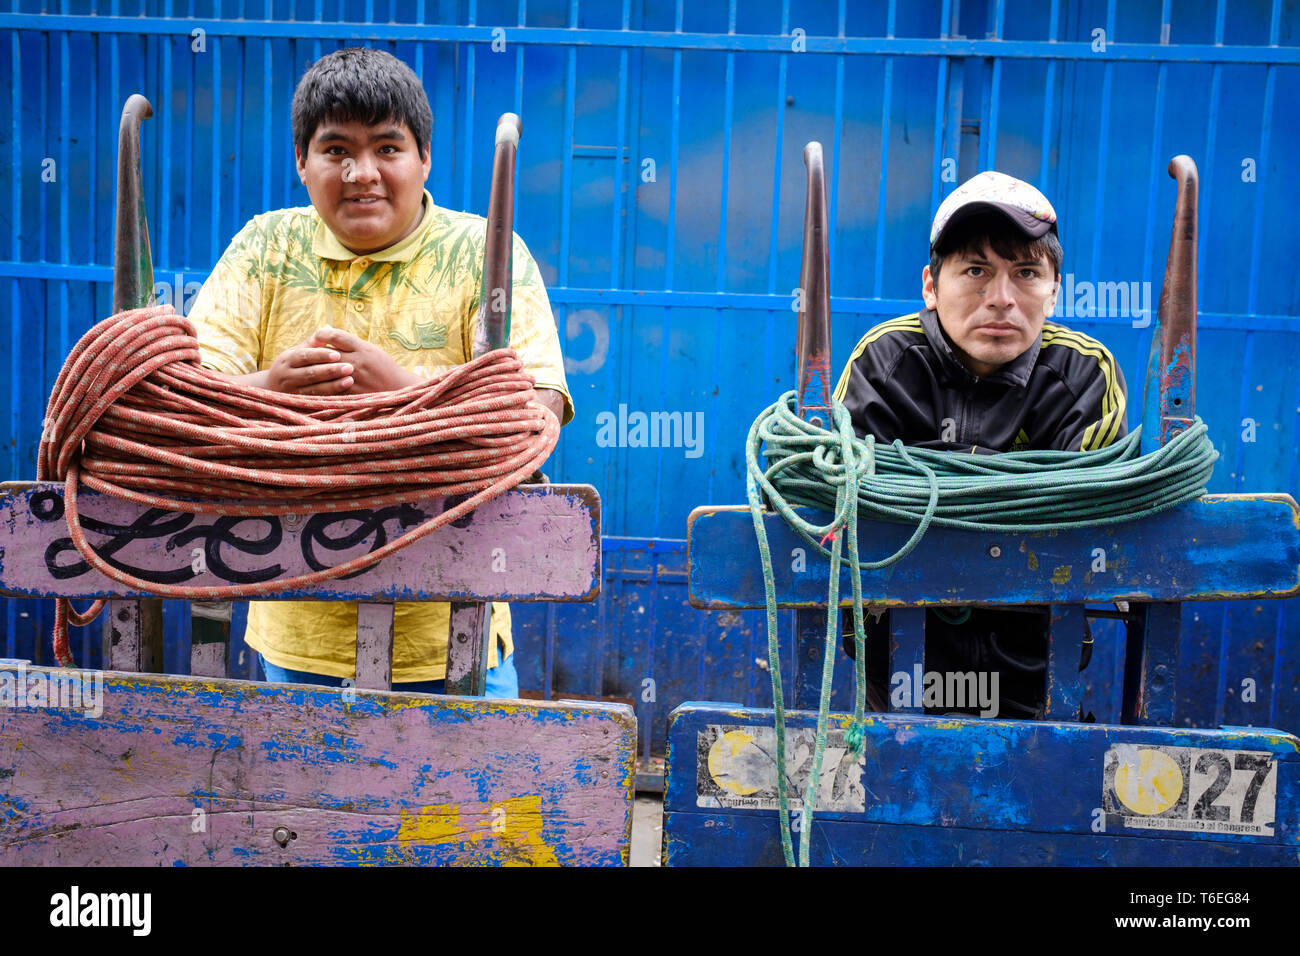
1102, 744, 1277, 836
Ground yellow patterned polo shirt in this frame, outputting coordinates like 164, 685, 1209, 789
186, 189, 573, 682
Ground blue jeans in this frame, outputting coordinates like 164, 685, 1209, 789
258, 652, 519, 699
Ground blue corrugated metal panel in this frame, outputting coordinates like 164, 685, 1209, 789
1, 0, 1297, 756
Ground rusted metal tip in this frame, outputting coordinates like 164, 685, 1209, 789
496, 112, 522, 147
121, 93, 154, 128
1167, 154, 1197, 185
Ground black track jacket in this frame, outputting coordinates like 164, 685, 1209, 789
832, 308, 1128, 453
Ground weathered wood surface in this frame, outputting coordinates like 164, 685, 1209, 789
446, 601, 490, 696
663, 815, 1296, 866
0, 667, 636, 866
103, 598, 162, 672
0, 482, 600, 602
353, 602, 395, 691
889, 608, 926, 715
663, 703, 1300, 866
188, 600, 231, 678
688, 494, 1300, 609
1124, 601, 1181, 726
1044, 604, 1087, 721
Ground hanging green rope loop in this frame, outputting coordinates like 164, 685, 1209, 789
933, 607, 973, 626
747, 390, 1218, 867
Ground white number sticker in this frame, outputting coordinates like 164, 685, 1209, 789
1103, 744, 1277, 836
696, 725, 866, 812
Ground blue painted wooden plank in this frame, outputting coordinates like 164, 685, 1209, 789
1080, 612, 1124, 721
887, 607, 925, 714
707, 605, 776, 713
663, 814, 1299, 866
1045, 603, 1086, 720
664, 703, 1300, 864
688, 495, 1300, 609
792, 608, 831, 711
1123, 601, 1180, 725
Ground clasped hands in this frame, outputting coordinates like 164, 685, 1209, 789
266, 326, 417, 395
254, 326, 565, 421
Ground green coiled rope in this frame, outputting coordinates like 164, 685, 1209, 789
745, 390, 1219, 867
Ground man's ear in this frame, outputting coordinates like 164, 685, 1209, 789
921, 265, 939, 310
421, 143, 432, 180
295, 144, 308, 185
1043, 271, 1061, 319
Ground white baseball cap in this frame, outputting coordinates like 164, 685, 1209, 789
930, 170, 1057, 249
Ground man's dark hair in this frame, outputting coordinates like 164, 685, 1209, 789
291, 48, 433, 161
930, 211, 1063, 287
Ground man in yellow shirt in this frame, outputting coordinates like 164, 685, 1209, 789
187, 48, 573, 696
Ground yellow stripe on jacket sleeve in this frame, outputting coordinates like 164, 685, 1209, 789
832, 314, 923, 402
1041, 327, 1127, 450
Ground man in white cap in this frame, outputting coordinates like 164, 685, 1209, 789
833, 170, 1127, 718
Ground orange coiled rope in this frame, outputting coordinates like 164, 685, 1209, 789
38, 305, 560, 666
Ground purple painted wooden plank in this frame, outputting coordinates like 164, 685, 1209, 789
0, 667, 636, 866
0, 482, 600, 603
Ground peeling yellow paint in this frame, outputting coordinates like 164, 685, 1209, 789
397, 794, 559, 866
707, 730, 762, 796
1113, 749, 1183, 815
130, 677, 233, 695
108, 674, 632, 724
1051, 565, 1072, 585
929, 719, 971, 730
398, 804, 460, 843
1213, 731, 1300, 754
1026, 552, 1038, 571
